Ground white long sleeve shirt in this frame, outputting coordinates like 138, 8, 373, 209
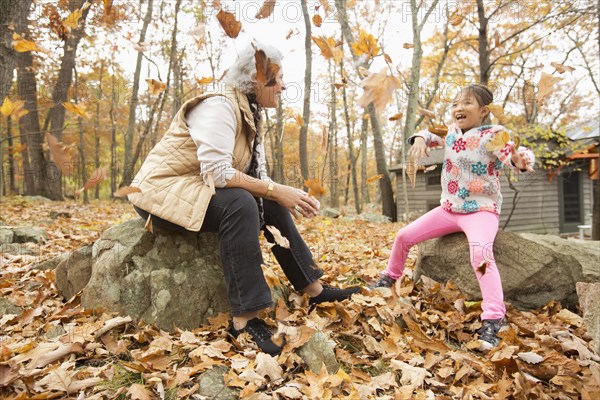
186, 96, 270, 188
411, 124, 535, 215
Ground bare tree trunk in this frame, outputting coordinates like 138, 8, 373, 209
0, 0, 32, 102
336, 0, 396, 220
476, 0, 490, 85
169, 0, 183, 117
341, 60, 360, 213
109, 61, 117, 195
74, 67, 88, 204
299, 0, 312, 182
93, 61, 104, 199
327, 62, 339, 208
273, 101, 285, 183
121, 0, 153, 186
360, 114, 370, 205
6, 117, 16, 194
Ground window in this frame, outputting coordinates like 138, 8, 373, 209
425, 169, 441, 190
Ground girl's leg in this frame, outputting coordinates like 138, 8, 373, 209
457, 211, 505, 320
384, 207, 461, 279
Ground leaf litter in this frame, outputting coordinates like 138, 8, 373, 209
0, 197, 598, 398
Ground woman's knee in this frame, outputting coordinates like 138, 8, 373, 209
224, 188, 259, 216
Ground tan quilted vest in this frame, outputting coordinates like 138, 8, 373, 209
128, 86, 259, 231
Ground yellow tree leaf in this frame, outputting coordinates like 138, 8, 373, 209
45, 133, 72, 174
145, 79, 166, 95
1, 97, 29, 120
313, 14, 323, 27
351, 30, 380, 58
12, 33, 43, 53
195, 76, 215, 85
488, 104, 507, 124
367, 174, 384, 183
358, 69, 402, 110
536, 72, 563, 105
311, 36, 343, 63
485, 130, 511, 151
216, 9, 241, 39
293, 113, 304, 126
403, 43, 414, 49
304, 178, 326, 198
62, 5, 84, 30
62, 102, 88, 117
448, 9, 464, 26
255, 0, 276, 19
550, 62, 575, 74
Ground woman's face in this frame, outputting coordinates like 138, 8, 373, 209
255, 73, 285, 108
451, 89, 489, 131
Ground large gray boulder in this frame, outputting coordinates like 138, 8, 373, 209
414, 232, 599, 310
54, 218, 230, 331
577, 282, 600, 355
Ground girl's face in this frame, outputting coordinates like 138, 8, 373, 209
255, 73, 285, 108
451, 90, 490, 131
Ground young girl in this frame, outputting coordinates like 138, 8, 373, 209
371, 84, 535, 350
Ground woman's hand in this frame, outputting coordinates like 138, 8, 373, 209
272, 184, 320, 218
408, 136, 429, 160
510, 145, 535, 172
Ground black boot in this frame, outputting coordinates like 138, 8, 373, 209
309, 284, 361, 305
230, 317, 285, 356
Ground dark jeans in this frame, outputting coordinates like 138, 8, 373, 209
134, 188, 323, 316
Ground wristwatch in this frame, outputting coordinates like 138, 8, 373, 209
265, 182, 275, 199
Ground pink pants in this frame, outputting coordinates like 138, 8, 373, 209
384, 206, 505, 320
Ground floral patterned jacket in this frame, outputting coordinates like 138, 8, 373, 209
411, 124, 535, 215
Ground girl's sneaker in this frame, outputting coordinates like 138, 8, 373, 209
230, 317, 285, 355
368, 273, 397, 289
477, 318, 507, 351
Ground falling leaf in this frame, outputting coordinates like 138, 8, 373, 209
12, 33, 44, 53
428, 123, 448, 137
384, 53, 393, 64
133, 41, 150, 53
318, 0, 333, 14
406, 154, 418, 189
144, 214, 153, 234
313, 14, 323, 27
477, 261, 487, 275
388, 113, 402, 121
45, 133, 71, 174
333, 82, 347, 89
351, 30, 380, 58
417, 107, 436, 119
75, 167, 108, 196
216, 9, 241, 39
254, 48, 281, 87
293, 113, 304, 126
357, 66, 370, 78
62, 1, 91, 30
448, 9, 464, 26
403, 43, 414, 49
311, 36, 343, 63
285, 28, 299, 40
1, 97, 29, 120
536, 72, 562, 105
357, 69, 402, 110
304, 178, 326, 198
488, 104, 506, 123
551, 62, 575, 74
195, 76, 215, 85
62, 102, 88, 118
265, 225, 290, 249
367, 174, 384, 183
113, 186, 141, 197
255, 0, 276, 19
423, 165, 437, 173
145, 79, 167, 95
485, 129, 510, 151
494, 31, 501, 48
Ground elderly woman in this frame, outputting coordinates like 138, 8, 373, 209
128, 43, 360, 355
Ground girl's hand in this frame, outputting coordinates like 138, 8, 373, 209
409, 136, 429, 160
272, 184, 320, 218
510, 145, 535, 172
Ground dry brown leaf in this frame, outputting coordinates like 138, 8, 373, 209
63, 101, 88, 117
304, 178, 326, 198
494, 31, 501, 48
255, 48, 281, 87
367, 174, 384, 183
95, 315, 132, 339
357, 69, 402, 110
485, 129, 510, 152
488, 104, 506, 123
75, 167, 108, 196
551, 62, 575, 74
313, 14, 323, 27
46, 133, 71, 174
417, 107, 436, 119
255, 0, 276, 19
402, 311, 449, 354
384, 53, 393, 64
536, 72, 562, 105
403, 43, 414, 49
32, 342, 84, 369
293, 113, 304, 126
428, 123, 448, 137
448, 9, 464, 26
144, 214, 153, 234
285, 28, 299, 40
265, 225, 290, 249
333, 82, 347, 89
216, 9, 241, 39
388, 112, 402, 121
146, 79, 167, 95
127, 383, 153, 400
255, 352, 283, 381
113, 186, 141, 197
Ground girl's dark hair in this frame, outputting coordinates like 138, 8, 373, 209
462, 84, 494, 125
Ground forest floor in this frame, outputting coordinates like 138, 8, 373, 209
0, 196, 598, 399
